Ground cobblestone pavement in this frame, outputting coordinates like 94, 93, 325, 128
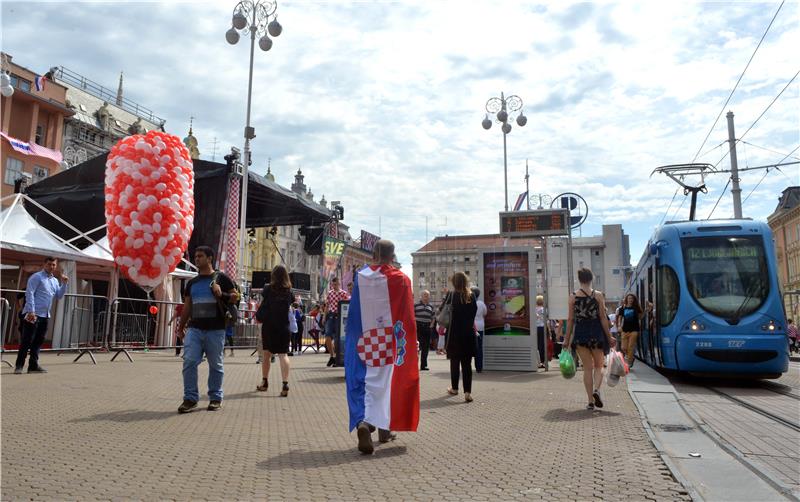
2, 351, 690, 501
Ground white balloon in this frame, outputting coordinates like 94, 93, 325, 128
133, 238, 144, 249
143, 233, 153, 243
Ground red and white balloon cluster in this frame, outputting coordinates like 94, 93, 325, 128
104, 131, 195, 290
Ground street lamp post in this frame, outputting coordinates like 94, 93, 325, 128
482, 93, 526, 211
226, 0, 282, 293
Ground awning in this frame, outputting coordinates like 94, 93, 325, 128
24, 153, 332, 253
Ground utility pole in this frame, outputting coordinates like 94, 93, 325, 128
726, 111, 743, 219
525, 159, 530, 210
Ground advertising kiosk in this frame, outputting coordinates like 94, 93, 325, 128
480, 209, 570, 371
479, 248, 538, 371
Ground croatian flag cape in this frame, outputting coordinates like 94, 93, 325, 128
345, 264, 420, 432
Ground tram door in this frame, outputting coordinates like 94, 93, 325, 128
650, 263, 663, 366
637, 278, 646, 364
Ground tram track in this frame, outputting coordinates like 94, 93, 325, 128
704, 384, 800, 432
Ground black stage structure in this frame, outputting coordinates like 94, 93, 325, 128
24, 153, 332, 258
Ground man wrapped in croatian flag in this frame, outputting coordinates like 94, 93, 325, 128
345, 239, 420, 455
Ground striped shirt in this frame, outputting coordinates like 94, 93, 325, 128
326, 288, 349, 315
414, 302, 435, 325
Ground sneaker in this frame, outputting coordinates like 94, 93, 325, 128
593, 390, 604, 409
586, 402, 595, 410
207, 400, 222, 411
178, 400, 198, 414
27, 367, 47, 373
327, 356, 335, 367
270, 355, 276, 363
14, 367, 23, 375
464, 393, 473, 403
420, 367, 429, 371
378, 429, 396, 443
280, 382, 289, 397
357, 422, 374, 455
287, 352, 294, 357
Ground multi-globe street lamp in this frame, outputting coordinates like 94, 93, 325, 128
482, 93, 526, 212
225, 0, 282, 292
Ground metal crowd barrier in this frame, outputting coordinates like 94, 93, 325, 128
0, 286, 332, 366
0, 296, 12, 367
105, 297, 184, 362
0, 289, 109, 365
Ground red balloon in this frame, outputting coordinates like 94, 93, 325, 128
149, 305, 159, 315
104, 131, 194, 290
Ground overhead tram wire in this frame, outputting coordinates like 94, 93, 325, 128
662, 0, 785, 224
710, 146, 800, 219
708, 68, 800, 172
690, 0, 785, 165
742, 145, 800, 204
740, 141, 800, 161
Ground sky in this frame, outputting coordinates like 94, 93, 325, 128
2, 0, 798, 274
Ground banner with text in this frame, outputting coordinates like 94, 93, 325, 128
321, 237, 346, 291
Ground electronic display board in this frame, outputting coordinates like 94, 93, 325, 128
499, 209, 570, 236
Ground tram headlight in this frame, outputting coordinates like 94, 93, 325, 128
760, 320, 782, 331
688, 320, 705, 331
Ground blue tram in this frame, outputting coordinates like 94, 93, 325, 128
628, 219, 788, 378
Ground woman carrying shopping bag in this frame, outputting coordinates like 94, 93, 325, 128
562, 268, 616, 410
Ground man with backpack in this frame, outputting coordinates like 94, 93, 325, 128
175, 246, 240, 413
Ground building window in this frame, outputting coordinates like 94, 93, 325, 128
465, 270, 470, 276
10, 74, 31, 92
35, 125, 44, 145
595, 251, 600, 256
4, 157, 23, 185
419, 272, 425, 278
465, 257, 470, 262
33, 165, 48, 182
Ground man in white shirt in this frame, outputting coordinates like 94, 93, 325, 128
471, 287, 487, 373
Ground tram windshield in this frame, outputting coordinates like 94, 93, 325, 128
681, 236, 769, 320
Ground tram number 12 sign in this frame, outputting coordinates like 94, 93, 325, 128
499, 209, 570, 237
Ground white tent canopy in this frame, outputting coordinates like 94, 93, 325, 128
83, 236, 196, 280
0, 195, 110, 266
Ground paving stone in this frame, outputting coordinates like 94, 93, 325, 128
2, 352, 690, 500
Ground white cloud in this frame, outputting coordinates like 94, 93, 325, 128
1, 0, 797, 276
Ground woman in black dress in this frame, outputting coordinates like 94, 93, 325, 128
445, 271, 478, 402
563, 268, 615, 410
256, 265, 293, 397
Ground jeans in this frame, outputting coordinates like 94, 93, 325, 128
325, 315, 338, 339
16, 316, 48, 370
182, 327, 225, 402
450, 354, 473, 393
475, 330, 484, 371
417, 323, 431, 369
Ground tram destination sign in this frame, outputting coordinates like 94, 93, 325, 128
499, 209, 571, 237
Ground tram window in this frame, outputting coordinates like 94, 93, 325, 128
681, 236, 769, 319
658, 265, 679, 326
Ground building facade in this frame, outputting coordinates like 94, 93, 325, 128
51, 66, 164, 167
411, 224, 631, 307
1, 53, 71, 202
767, 186, 800, 321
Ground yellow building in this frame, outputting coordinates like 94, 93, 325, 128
768, 186, 800, 321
